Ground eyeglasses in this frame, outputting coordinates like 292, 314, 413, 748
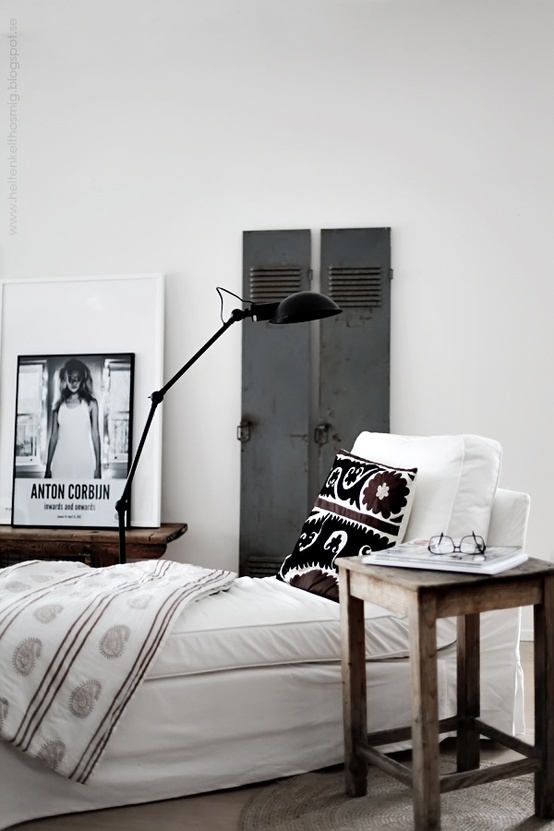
428, 532, 486, 557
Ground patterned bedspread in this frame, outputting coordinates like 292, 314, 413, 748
0, 558, 235, 782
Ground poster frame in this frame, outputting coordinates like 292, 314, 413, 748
0, 274, 164, 528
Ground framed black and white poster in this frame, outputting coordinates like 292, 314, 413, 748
0, 274, 164, 527
12, 353, 134, 528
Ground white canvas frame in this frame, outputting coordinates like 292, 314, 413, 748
0, 274, 165, 527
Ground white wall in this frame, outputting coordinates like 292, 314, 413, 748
2, 0, 553, 571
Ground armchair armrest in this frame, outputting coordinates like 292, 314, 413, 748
487, 488, 530, 548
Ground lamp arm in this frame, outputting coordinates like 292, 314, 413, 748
116, 307, 248, 564
114, 287, 339, 565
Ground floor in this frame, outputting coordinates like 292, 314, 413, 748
13, 642, 534, 831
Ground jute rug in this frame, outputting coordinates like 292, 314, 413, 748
239, 758, 553, 831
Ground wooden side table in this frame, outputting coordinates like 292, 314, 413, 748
0, 522, 187, 568
338, 556, 554, 831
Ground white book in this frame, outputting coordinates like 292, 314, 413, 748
362, 540, 528, 575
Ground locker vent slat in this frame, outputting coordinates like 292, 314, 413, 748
245, 554, 283, 577
249, 267, 303, 303
328, 266, 382, 308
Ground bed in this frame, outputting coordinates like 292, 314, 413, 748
0, 432, 529, 829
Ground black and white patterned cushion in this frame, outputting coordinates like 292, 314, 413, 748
277, 450, 417, 602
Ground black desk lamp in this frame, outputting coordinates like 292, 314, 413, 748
116, 289, 342, 564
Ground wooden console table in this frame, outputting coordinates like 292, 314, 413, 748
338, 555, 554, 831
0, 522, 187, 569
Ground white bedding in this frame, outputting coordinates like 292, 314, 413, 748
0, 559, 235, 782
151, 575, 458, 678
0, 574, 523, 830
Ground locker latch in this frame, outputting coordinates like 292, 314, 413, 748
237, 419, 252, 443
314, 423, 330, 446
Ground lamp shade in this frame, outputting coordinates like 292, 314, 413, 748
269, 291, 342, 324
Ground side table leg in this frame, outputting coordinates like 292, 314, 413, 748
339, 567, 368, 797
456, 613, 480, 771
534, 573, 554, 818
409, 592, 440, 831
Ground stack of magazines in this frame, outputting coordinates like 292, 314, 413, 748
362, 541, 527, 575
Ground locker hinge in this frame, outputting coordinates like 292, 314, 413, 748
237, 419, 252, 443
314, 423, 330, 446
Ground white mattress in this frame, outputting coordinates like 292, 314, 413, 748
0, 577, 522, 830
151, 576, 457, 679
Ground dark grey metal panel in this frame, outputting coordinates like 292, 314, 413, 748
240, 230, 312, 576
316, 228, 391, 494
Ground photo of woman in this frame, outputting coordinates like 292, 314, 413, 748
44, 358, 101, 480
12, 352, 134, 528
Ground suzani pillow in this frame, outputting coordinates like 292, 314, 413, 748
277, 450, 417, 602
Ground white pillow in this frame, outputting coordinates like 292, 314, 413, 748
350, 432, 502, 541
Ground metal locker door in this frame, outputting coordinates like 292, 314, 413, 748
239, 230, 312, 576
316, 227, 391, 492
